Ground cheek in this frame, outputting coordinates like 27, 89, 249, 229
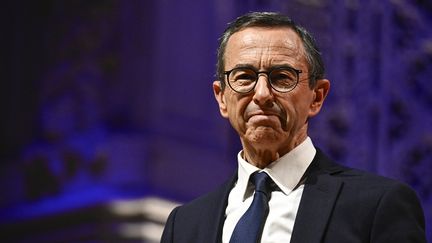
279, 97, 310, 129
280, 104, 297, 131
226, 96, 249, 126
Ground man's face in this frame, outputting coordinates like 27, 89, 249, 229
213, 27, 329, 156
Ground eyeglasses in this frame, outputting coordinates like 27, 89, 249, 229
223, 66, 302, 93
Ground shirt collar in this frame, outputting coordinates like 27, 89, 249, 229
236, 137, 316, 200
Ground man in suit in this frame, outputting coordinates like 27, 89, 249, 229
161, 12, 426, 243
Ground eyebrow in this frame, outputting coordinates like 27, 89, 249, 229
230, 63, 298, 71
231, 64, 257, 70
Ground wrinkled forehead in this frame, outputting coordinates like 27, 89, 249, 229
224, 26, 307, 69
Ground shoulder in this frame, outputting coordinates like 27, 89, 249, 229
183, 175, 234, 207
312, 150, 426, 242
314, 148, 414, 191
171, 174, 235, 220
338, 167, 426, 241
161, 176, 236, 243
311, 149, 423, 208
335, 164, 415, 194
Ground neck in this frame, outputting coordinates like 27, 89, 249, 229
242, 148, 279, 169
241, 135, 307, 169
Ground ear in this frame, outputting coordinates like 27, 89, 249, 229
213, 80, 229, 118
308, 79, 330, 117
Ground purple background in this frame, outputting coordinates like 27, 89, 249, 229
1, 0, 431, 241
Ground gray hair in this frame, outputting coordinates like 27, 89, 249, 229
216, 12, 325, 89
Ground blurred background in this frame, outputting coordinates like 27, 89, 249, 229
0, 0, 431, 242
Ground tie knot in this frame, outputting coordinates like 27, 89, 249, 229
251, 172, 272, 196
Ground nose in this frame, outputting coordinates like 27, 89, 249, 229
253, 75, 274, 107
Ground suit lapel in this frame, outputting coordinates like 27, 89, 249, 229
290, 150, 345, 243
207, 174, 237, 243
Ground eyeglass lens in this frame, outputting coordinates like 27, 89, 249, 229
227, 68, 298, 93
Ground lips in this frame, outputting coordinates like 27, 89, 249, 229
243, 102, 284, 125
245, 111, 283, 127
245, 110, 281, 120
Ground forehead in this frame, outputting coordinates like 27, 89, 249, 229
224, 26, 306, 69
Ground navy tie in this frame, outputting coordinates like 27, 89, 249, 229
229, 172, 273, 243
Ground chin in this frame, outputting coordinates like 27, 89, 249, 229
246, 128, 281, 144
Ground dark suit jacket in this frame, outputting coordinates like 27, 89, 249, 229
161, 149, 426, 243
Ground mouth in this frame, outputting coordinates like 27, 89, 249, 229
246, 110, 281, 120
246, 111, 282, 126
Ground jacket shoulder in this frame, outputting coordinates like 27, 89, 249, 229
161, 175, 235, 243
314, 149, 414, 190
178, 175, 235, 213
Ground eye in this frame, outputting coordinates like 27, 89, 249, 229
272, 70, 295, 80
235, 73, 255, 81
272, 69, 296, 81
230, 69, 257, 83
270, 69, 298, 90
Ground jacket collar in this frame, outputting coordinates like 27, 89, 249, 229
290, 148, 346, 243
211, 148, 347, 243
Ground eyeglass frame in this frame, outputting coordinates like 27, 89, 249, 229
223, 65, 303, 93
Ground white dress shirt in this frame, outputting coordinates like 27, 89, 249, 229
222, 137, 316, 243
